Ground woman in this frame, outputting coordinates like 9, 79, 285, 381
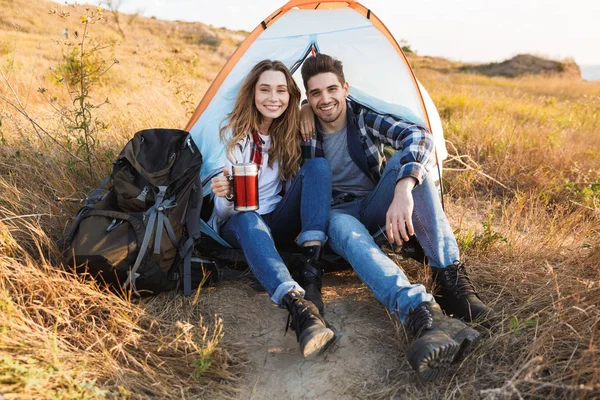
210, 60, 334, 359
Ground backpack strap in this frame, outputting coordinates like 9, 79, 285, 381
180, 238, 194, 296
153, 197, 178, 255
66, 208, 146, 247
85, 175, 112, 206
122, 209, 156, 296
180, 179, 202, 296
86, 210, 147, 254
122, 185, 169, 295
66, 207, 91, 243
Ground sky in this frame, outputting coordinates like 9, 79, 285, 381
67, 0, 600, 65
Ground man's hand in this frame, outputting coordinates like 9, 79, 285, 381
211, 167, 232, 198
300, 103, 316, 141
386, 177, 417, 246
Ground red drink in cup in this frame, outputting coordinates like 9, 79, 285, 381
231, 163, 259, 211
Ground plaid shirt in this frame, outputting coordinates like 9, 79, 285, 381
301, 98, 435, 186
249, 131, 265, 166
231, 131, 266, 167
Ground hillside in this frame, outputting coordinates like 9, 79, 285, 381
1, 0, 600, 399
0, 0, 240, 131
460, 54, 582, 78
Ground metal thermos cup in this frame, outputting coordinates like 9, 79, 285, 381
231, 163, 259, 211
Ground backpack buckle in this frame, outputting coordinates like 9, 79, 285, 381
106, 219, 123, 232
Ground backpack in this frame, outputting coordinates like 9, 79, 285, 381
64, 128, 203, 296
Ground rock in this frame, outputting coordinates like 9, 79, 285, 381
461, 54, 581, 79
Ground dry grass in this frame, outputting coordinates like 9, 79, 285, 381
0, 145, 246, 398
405, 50, 600, 400
1, 0, 246, 398
0, 213, 245, 399
1, 0, 599, 399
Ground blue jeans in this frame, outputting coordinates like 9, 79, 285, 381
327, 151, 460, 321
220, 158, 331, 305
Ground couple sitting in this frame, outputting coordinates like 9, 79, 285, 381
210, 54, 494, 381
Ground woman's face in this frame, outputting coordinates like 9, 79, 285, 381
254, 70, 290, 124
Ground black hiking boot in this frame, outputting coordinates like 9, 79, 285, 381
431, 262, 496, 323
296, 245, 325, 315
405, 301, 481, 381
282, 290, 336, 360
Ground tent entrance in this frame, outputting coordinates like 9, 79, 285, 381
290, 42, 319, 75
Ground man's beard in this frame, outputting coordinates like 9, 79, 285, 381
317, 102, 342, 123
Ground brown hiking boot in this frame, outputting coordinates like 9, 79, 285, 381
282, 290, 335, 360
405, 301, 480, 381
431, 262, 496, 323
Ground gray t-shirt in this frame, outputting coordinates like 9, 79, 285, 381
322, 125, 375, 197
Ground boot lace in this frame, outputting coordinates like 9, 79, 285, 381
445, 262, 478, 298
285, 299, 312, 342
406, 304, 433, 337
300, 262, 322, 288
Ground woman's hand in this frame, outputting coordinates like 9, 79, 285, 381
211, 167, 232, 198
300, 102, 316, 141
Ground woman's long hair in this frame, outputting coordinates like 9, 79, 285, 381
219, 60, 301, 181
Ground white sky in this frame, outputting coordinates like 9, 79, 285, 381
64, 0, 600, 65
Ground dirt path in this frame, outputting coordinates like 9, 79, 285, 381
191, 204, 491, 399
200, 270, 420, 400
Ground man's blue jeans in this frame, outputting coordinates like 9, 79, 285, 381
220, 158, 331, 305
327, 151, 460, 321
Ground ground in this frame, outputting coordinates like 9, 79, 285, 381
201, 272, 406, 399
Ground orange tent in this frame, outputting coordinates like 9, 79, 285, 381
186, 0, 447, 196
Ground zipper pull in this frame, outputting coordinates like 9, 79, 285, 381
187, 137, 195, 153
136, 186, 150, 202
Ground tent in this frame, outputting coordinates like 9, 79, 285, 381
184, 0, 448, 246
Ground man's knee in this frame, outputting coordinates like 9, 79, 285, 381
412, 172, 440, 201
301, 157, 331, 177
384, 150, 403, 172
329, 213, 370, 245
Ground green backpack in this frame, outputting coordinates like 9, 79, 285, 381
65, 128, 203, 296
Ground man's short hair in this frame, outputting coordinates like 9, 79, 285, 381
300, 53, 345, 90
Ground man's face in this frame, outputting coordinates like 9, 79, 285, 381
306, 72, 349, 125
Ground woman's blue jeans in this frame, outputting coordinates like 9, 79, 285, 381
220, 158, 331, 305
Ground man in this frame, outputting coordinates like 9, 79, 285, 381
295, 53, 494, 380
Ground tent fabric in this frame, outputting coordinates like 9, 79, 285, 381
185, 0, 448, 195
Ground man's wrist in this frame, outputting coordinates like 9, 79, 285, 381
395, 177, 417, 192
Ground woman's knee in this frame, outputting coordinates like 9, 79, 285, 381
229, 211, 268, 234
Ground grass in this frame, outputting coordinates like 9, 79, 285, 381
0, 1, 245, 398
0, 204, 244, 398
1, 0, 599, 398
